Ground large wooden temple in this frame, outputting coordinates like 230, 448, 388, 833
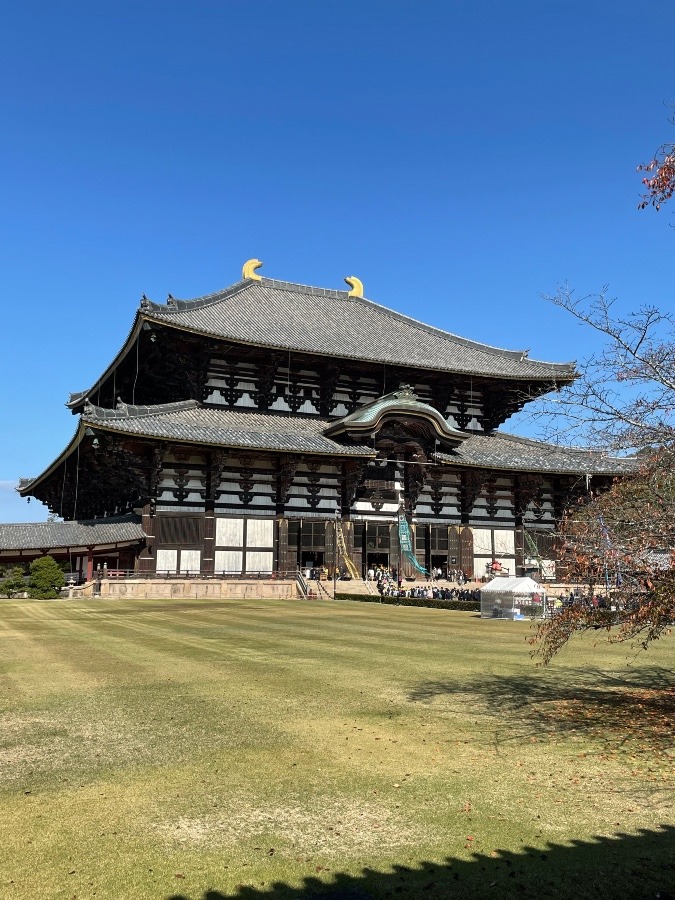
14, 260, 633, 583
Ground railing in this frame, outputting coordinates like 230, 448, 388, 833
62, 572, 87, 586
295, 569, 309, 598
312, 577, 333, 600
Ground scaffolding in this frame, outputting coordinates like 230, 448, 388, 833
336, 519, 360, 580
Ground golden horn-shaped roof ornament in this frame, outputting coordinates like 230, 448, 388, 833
344, 275, 364, 298
242, 258, 263, 281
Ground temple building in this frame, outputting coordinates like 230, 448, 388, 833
13, 260, 633, 583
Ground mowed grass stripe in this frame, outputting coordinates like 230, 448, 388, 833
93, 598, 504, 670
1, 598, 672, 900
72, 602, 502, 707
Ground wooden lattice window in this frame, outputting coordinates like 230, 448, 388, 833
430, 526, 448, 552
301, 521, 327, 549
155, 515, 204, 546
366, 523, 390, 550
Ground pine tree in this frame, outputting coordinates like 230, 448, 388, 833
29, 556, 65, 599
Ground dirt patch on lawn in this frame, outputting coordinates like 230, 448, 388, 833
0, 709, 153, 782
157, 797, 430, 856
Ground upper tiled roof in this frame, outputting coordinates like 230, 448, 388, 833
141, 277, 576, 381
82, 400, 377, 458
437, 432, 637, 476
0, 515, 146, 551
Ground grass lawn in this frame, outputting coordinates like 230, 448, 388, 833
0, 597, 673, 900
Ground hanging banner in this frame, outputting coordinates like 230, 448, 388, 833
397, 512, 428, 575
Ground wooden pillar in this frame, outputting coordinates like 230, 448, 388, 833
277, 517, 290, 572
324, 519, 336, 574
137, 502, 156, 574
203, 449, 226, 577
202, 510, 215, 576
86, 547, 94, 582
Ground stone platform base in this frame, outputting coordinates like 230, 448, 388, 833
78, 579, 298, 600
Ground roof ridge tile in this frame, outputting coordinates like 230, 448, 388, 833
141, 279, 250, 313
84, 399, 200, 420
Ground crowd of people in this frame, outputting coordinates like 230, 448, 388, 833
549, 591, 618, 611
366, 564, 480, 601
380, 582, 481, 601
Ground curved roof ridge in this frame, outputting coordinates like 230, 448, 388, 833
142, 279, 251, 313
83, 399, 200, 420
260, 276, 349, 300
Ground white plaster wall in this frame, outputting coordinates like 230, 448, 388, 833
216, 518, 244, 546
214, 550, 243, 573
246, 519, 274, 548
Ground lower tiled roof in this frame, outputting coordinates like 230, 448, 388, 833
437, 432, 636, 476
19, 405, 635, 500
84, 400, 377, 457
0, 515, 147, 551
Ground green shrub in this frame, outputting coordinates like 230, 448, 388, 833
0, 567, 28, 598
28, 556, 65, 599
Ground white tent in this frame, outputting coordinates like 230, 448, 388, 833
480, 576, 547, 619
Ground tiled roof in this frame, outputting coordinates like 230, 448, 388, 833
85, 403, 632, 475
83, 400, 377, 458
0, 515, 146, 551
141, 277, 576, 381
437, 432, 637, 476
20, 403, 634, 501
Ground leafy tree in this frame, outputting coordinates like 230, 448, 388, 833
538, 287, 675, 452
636, 108, 675, 212
532, 449, 675, 664
638, 143, 675, 211
1, 567, 28, 599
28, 556, 65, 599
531, 114, 675, 661
530, 290, 675, 662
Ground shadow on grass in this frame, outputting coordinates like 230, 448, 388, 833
408, 667, 675, 754
167, 824, 675, 899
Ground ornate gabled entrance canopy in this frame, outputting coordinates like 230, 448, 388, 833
324, 386, 468, 450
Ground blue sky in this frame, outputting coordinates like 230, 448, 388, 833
1, 0, 674, 523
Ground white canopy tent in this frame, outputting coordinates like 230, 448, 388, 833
480, 576, 547, 619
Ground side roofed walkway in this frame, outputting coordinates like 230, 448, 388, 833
0, 515, 147, 582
